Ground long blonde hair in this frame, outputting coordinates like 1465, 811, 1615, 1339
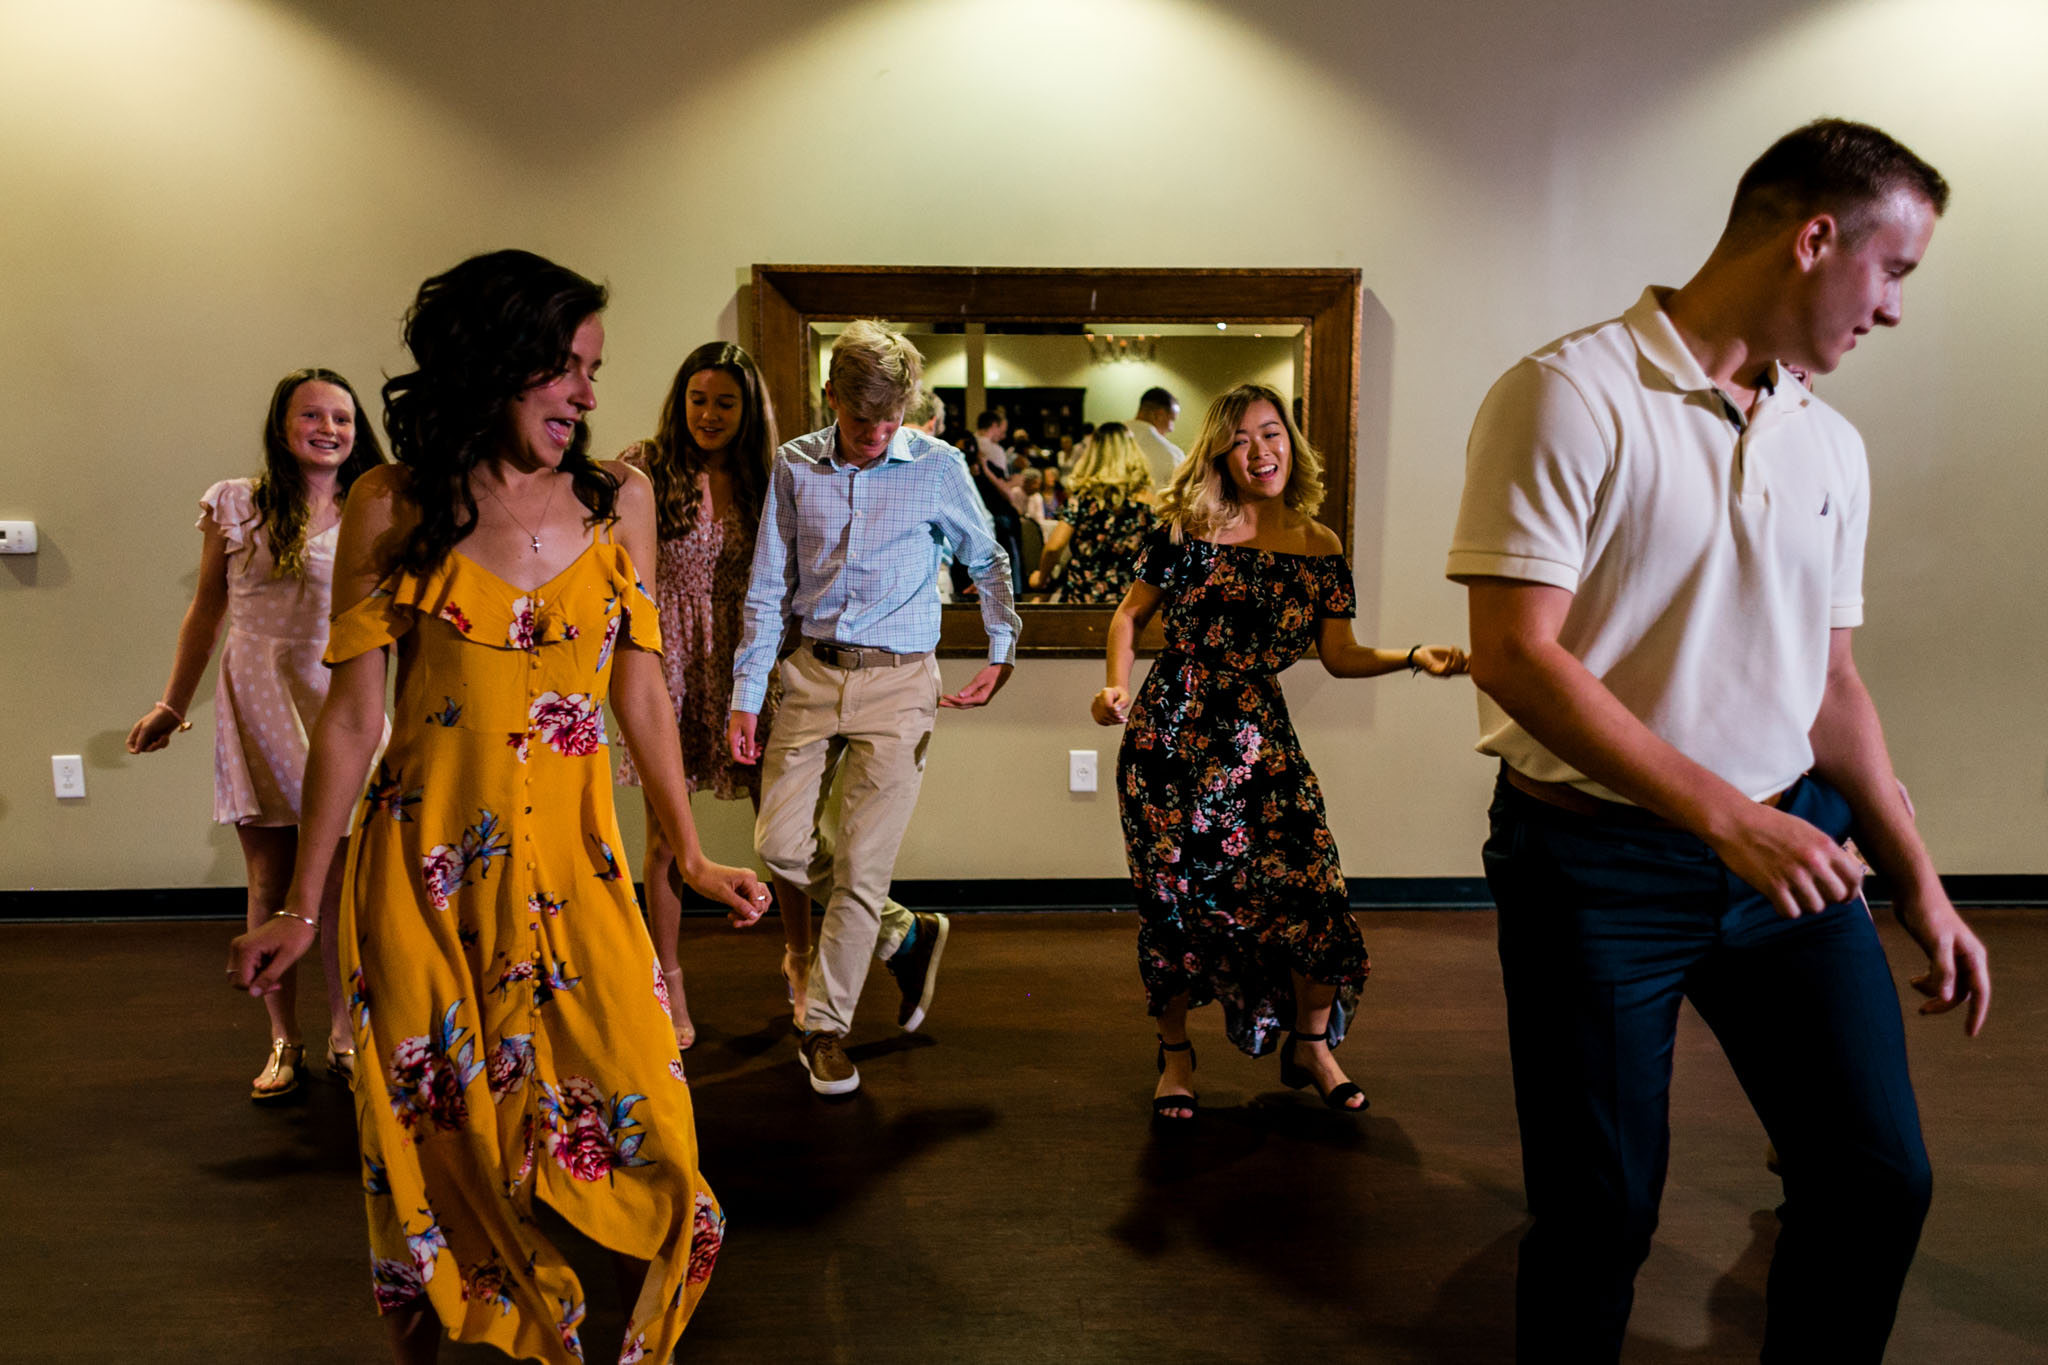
1155, 384, 1322, 541
1066, 422, 1152, 506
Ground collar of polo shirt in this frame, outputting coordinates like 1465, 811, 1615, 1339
1624, 287, 1809, 419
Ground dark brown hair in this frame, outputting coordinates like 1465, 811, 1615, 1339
380, 250, 615, 574
1726, 118, 1949, 246
638, 342, 777, 541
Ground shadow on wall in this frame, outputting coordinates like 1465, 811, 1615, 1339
1, 535, 68, 589
283, 0, 810, 165
1188, 0, 1817, 173
1347, 289, 1394, 730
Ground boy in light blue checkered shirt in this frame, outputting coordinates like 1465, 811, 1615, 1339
728, 320, 1020, 1095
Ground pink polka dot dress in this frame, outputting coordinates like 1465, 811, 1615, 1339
201, 477, 339, 826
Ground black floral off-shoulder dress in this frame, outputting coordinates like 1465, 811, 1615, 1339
1117, 531, 1369, 1058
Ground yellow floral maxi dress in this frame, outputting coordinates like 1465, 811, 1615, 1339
326, 531, 722, 1364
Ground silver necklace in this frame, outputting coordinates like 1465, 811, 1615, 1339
480, 473, 562, 553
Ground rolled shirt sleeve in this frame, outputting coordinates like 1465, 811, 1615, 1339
1445, 358, 1612, 591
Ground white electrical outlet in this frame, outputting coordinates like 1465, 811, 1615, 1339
0, 520, 37, 554
1068, 749, 1098, 793
53, 754, 85, 799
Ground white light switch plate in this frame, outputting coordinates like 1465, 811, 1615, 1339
1068, 749, 1098, 793
0, 520, 36, 554
53, 754, 85, 799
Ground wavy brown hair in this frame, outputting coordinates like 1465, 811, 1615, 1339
380, 250, 615, 574
637, 342, 778, 541
253, 368, 387, 580
1156, 383, 1323, 541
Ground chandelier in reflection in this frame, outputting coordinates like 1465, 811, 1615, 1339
1085, 333, 1158, 365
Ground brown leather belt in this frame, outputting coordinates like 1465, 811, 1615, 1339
807, 639, 931, 670
1504, 766, 1782, 828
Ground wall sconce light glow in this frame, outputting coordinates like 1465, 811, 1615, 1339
1215, 322, 1228, 330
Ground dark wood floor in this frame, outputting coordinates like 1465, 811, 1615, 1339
4, 910, 2044, 1363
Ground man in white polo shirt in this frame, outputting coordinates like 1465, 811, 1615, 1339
1448, 120, 1990, 1363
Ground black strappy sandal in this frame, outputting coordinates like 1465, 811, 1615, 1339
1153, 1035, 1198, 1121
1279, 1029, 1368, 1111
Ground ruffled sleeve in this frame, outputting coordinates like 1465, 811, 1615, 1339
198, 478, 257, 554
324, 559, 455, 665
1132, 526, 1182, 591
1315, 555, 1357, 620
612, 544, 664, 657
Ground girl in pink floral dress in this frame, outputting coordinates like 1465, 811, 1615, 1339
617, 342, 815, 1043
129, 367, 387, 1102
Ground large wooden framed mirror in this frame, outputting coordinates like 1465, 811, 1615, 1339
749, 266, 1362, 656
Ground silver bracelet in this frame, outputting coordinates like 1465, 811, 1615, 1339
268, 910, 319, 931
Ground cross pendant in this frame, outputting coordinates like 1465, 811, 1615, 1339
530, 535, 542, 552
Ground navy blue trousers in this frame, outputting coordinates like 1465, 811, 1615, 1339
1484, 768, 1931, 1363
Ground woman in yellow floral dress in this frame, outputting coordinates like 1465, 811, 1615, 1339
230, 250, 767, 1364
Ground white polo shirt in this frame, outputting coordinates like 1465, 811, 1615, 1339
1446, 287, 1870, 803
1130, 419, 1185, 489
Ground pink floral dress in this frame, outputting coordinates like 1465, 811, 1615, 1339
325, 526, 722, 1362
200, 478, 336, 825
615, 446, 769, 800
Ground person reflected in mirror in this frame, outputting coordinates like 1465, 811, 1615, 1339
1030, 422, 1159, 604
1092, 385, 1467, 1122
968, 438, 1029, 598
1016, 467, 1044, 519
912, 389, 1000, 603
227, 250, 765, 1365
1130, 385, 1185, 489
730, 321, 1021, 1097
1038, 464, 1067, 520
614, 342, 817, 1045
129, 367, 389, 1103
1448, 121, 1986, 1363
973, 408, 1018, 491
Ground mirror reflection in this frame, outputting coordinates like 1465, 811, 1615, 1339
809, 321, 1306, 609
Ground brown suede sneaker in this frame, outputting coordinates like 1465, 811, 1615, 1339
798, 1031, 860, 1095
885, 911, 949, 1032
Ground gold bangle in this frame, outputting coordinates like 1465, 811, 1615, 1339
268, 910, 319, 931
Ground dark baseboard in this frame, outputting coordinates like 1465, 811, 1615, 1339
4, 875, 2044, 922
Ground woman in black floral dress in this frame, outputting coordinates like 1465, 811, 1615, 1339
1030, 422, 1157, 603
1093, 384, 1467, 1120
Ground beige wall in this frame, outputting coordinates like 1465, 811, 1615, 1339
5, 0, 2046, 889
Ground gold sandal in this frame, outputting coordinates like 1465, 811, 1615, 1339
251, 1039, 304, 1104
326, 1042, 357, 1085
663, 968, 696, 1052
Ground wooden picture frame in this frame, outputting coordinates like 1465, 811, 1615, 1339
750, 265, 1363, 656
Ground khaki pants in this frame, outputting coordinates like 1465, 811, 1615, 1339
756, 647, 935, 1035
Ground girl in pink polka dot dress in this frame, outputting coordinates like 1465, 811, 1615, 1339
128, 368, 389, 1102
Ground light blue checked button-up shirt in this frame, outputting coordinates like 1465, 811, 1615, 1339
730, 424, 1020, 714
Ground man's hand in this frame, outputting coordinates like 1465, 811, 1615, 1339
940, 662, 1013, 709
1895, 887, 1991, 1035
1705, 802, 1867, 919
728, 710, 761, 765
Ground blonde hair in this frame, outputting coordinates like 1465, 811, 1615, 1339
828, 320, 923, 420
1156, 384, 1323, 540
905, 385, 943, 427
1066, 422, 1153, 506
